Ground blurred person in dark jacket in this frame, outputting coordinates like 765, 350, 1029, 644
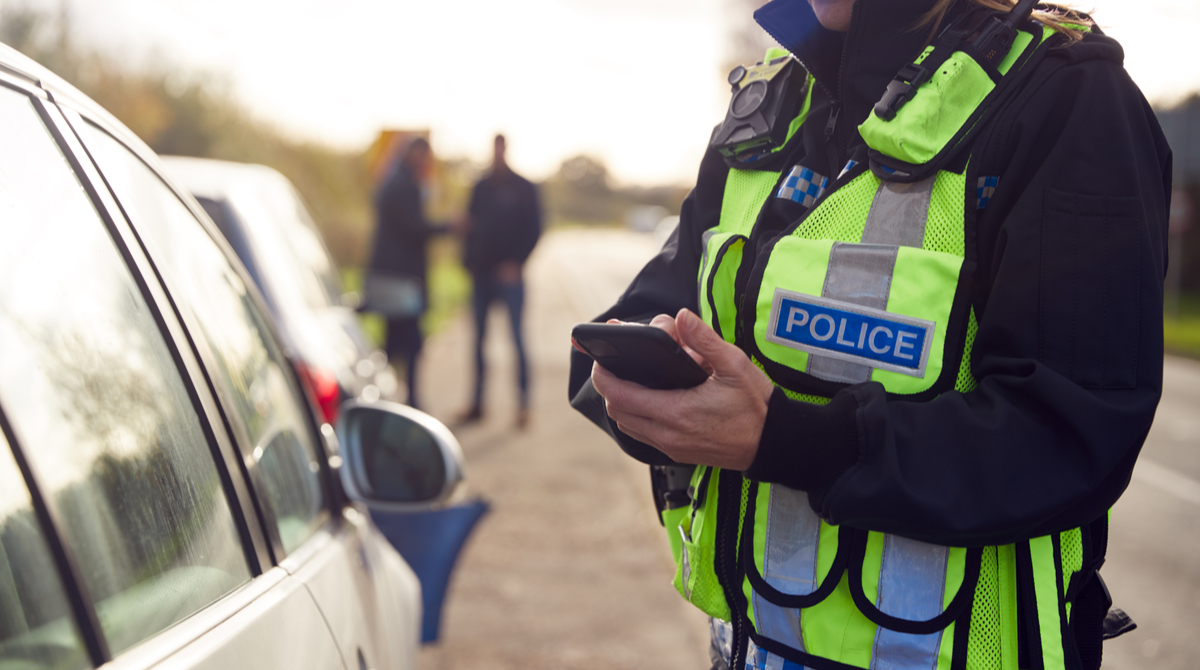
366, 136, 443, 409
462, 134, 542, 427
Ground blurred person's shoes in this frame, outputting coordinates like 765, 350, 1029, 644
516, 408, 530, 431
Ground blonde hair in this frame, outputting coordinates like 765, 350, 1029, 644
918, 0, 1093, 47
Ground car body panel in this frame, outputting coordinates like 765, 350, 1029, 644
139, 573, 342, 670
285, 511, 421, 670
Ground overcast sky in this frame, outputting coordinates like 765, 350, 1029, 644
16, 0, 1200, 185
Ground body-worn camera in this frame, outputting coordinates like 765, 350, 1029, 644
710, 56, 808, 162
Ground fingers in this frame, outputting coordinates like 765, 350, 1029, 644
648, 313, 681, 344
591, 361, 673, 422
570, 336, 587, 354
677, 308, 774, 404
675, 308, 743, 375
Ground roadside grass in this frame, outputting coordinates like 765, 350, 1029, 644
340, 237, 471, 349
1165, 294, 1200, 359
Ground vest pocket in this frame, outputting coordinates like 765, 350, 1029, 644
745, 235, 970, 398
698, 232, 747, 344
847, 529, 981, 635
670, 465, 731, 620
741, 480, 847, 609
739, 489, 982, 667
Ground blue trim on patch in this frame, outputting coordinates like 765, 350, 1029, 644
977, 175, 999, 209
837, 159, 858, 180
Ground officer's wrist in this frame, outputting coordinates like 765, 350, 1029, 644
744, 387, 861, 503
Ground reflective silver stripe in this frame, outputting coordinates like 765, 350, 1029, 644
870, 534, 950, 670
679, 525, 693, 599
861, 178, 935, 247
763, 485, 822, 595
753, 594, 806, 655
752, 485, 822, 655
808, 243, 899, 382
710, 618, 735, 667
807, 176, 936, 382
699, 228, 718, 317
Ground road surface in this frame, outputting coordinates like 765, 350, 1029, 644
415, 228, 1199, 669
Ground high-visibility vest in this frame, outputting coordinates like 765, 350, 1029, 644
662, 23, 1103, 670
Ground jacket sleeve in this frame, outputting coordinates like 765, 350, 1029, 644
567, 149, 728, 464
745, 47, 1172, 547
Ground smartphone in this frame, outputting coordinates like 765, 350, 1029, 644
572, 322, 709, 390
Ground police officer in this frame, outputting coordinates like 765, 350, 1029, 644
568, 0, 1171, 668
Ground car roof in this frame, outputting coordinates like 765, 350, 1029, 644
159, 155, 290, 202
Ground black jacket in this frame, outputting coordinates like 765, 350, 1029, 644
368, 162, 437, 283
568, 0, 1171, 549
464, 169, 542, 275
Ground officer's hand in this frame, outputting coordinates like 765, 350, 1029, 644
592, 308, 774, 471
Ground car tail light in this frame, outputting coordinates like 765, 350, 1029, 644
295, 362, 340, 424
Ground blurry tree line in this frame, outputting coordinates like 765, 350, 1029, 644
0, 3, 688, 273
0, 2, 374, 265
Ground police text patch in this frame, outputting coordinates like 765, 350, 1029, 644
766, 289, 935, 378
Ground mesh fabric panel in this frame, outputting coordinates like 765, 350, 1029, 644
791, 172, 878, 242
1060, 528, 1083, 620
755, 357, 833, 406
954, 310, 980, 393
922, 174, 967, 256
724, 169, 782, 237
688, 558, 728, 619
782, 388, 832, 405
967, 546, 1003, 669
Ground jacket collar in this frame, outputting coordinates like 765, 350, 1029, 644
755, 0, 958, 130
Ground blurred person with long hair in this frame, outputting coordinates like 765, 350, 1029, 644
569, 0, 1170, 668
366, 136, 442, 409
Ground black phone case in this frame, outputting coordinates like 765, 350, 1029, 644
572, 323, 709, 390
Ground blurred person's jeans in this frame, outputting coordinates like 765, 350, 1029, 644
470, 274, 529, 412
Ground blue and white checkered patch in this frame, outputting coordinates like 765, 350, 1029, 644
837, 159, 858, 180
977, 175, 999, 209
745, 638, 808, 670
711, 619, 807, 670
777, 165, 828, 208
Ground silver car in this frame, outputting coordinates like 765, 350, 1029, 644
0, 42, 464, 670
158, 156, 399, 424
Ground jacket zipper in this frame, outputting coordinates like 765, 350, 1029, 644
723, 5, 866, 667
715, 468, 748, 668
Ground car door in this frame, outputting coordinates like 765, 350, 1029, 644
67, 110, 421, 670
0, 64, 343, 670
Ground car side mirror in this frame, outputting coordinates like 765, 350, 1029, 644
336, 400, 465, 510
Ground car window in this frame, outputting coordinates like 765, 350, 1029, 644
79, 124, 328, 555
0, 86, 251, 657
230, 176, 342, 312
276, 184, 343, 309
0, 432, 88, 670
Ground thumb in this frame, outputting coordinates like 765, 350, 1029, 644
676, 308, 744, 375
